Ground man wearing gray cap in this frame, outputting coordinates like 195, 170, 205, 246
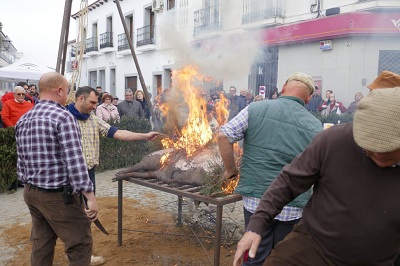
233, 82, 400, 265
219, 72, 322, 265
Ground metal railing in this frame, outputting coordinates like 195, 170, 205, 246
0, 51, 14, 64
85, 37, 98, 52
70, 45, 76, 57
242, 0, 283, 24
117, 33, 133, 51
194, 5, 221, 35
100, 32, 113, 49
136, 25, 155, 46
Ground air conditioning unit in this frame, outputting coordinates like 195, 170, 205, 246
152, 0, 163, 12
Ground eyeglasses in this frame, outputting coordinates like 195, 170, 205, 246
15, 93, 26, 96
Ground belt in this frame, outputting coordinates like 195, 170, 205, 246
27, 183, 64, 193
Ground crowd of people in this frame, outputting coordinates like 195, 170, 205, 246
306, 85, 364, 116
4, 69, 400, 266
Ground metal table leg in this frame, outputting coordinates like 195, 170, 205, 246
214, 205, 223, 266
177, 196, 183, 225
118, 179, 123, 246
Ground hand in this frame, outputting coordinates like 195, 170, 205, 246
146, 131, 160, 140
335, 103, 339, 107
223, 168, 238, 181
84, 197, 99, 221
322, 104, 327, 109
233, 231, 262, 266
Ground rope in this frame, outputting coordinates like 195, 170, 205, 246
67, 0, 89, 104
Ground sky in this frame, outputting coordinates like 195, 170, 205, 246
1, 0, 94, 68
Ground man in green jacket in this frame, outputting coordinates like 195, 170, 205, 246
218, 72, 322, 265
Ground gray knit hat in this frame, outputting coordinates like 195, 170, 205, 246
353, 87, 400, 152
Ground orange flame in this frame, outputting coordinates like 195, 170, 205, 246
214, 92, 229, 126
160, 66, 213, 157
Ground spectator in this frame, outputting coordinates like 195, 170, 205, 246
233, 84, 400, 266
227, 86, 240, 121
268, 87, 279, 100
1, 86, 33, 127
112, 97, 119, 106
1, 81, 34, 104
15, 72, 98, 265
28, 84, 39, 104
244, 90, 254, 106
238, 89, 247, 111
306, 85, 322, 112
318, 93, 347, 116
253, 95, 264, 102
96, 93, 120, 122
117, 89, 144, 119
346, 92, 363, 114
218, 72, 322, 265
134, 90, 150, 120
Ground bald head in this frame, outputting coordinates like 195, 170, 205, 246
39, 72, 69, 105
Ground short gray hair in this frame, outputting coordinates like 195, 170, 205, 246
13, 86, 25, 93
125, 89, 133, 95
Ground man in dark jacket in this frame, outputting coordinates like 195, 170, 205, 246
117, 89, 144, 119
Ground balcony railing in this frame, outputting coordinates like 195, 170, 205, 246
70, 45, 76, 57
100, 32, 113, 49
242, 0, 283, 24
85, 37, 98, 53
0, 51, 14, 64
118, 33, 134, 51
137, 25, 155, 46
194, 5, 220, 35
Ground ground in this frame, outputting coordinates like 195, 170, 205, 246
2, 196, 238, 266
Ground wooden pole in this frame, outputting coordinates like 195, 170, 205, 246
56, 0, 73, 74
114, 0, 155, 121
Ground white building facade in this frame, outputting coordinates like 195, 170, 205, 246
67, 0, 400, 106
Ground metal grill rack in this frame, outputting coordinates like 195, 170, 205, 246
114, 176, 242, 266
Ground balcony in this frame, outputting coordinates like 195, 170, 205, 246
193, 5, 221, 36
100, 32, 113, 49
137, 25, 156, 46
0, 51, 14, 64
85, 37, 99, 57
242, 0, 284, 27
70, 45, 76, 58
117, 33, 133, 56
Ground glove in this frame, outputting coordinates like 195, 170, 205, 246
322, 104, 327, 109
335, 103, 339, 107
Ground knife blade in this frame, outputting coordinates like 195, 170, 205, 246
82, 196, 109, 235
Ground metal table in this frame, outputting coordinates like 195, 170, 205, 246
115, 177, 242, 266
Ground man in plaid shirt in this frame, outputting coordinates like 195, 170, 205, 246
16, 72, 98, 265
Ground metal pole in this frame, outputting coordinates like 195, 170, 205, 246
214, 205, 223, 266
114, 0, 155, 120
56, 0, 73, 73
118, 179, 123, 246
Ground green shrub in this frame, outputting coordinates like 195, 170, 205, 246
311, 112, 354, 125
0, 127, 17, 192
97, 116, 162, 172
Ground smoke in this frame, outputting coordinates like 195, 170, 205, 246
157, 9, 262, 84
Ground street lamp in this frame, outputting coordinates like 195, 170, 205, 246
1, 36, 12, 51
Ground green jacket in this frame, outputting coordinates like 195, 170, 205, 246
235, 96, 322, 207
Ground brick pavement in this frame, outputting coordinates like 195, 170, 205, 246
0, 168, 244, 265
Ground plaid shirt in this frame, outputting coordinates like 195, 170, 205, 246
15, 100, 93, 192
220, 106, 303, 221
76, 113, 111, 169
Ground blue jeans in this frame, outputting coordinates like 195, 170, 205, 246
243, 207, 300, 266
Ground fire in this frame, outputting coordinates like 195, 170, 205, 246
157, 65, 241, 195
214, 92, 229, 126
160, 66, 213, 158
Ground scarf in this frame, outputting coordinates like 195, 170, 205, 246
66, 103, 90, 120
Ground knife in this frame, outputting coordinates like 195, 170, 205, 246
82, 196, 109, 235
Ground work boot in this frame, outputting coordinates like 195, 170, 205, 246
91, 255, 105, 265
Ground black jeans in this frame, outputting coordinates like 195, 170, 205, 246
243, 207, 300, 266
